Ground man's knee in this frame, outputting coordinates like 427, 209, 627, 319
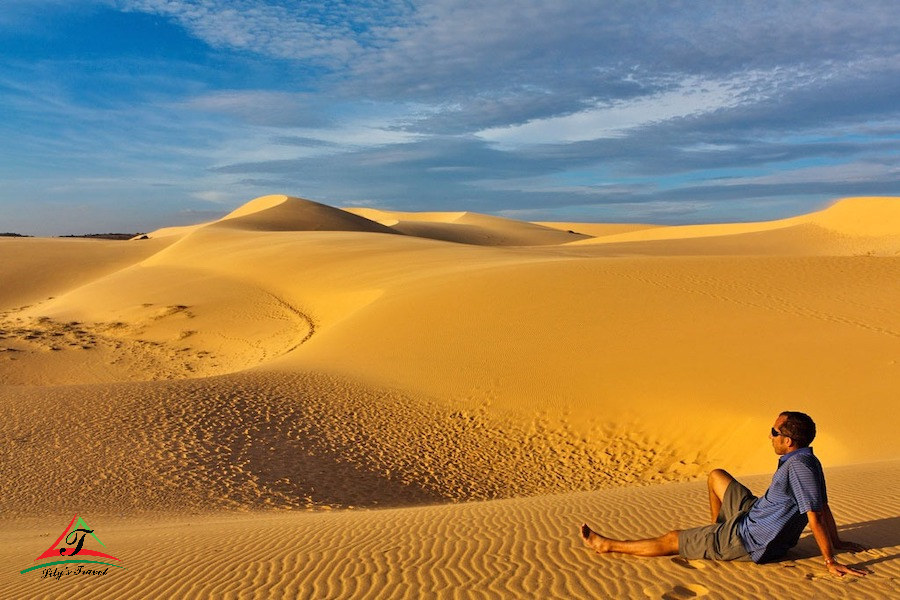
708, 468, 733, 482
664, 530, 680, 553
708, 468, 732, 480
708, 469, 735, 497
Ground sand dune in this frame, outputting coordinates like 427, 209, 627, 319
570, 196, 900, 256
804, 196, 900, 236
214, 194, 397, 234
535, 220, 663, 237
348, 206, 592, 245
3, 195, 899, 598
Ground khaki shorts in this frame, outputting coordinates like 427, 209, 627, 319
678, 480, 755, 561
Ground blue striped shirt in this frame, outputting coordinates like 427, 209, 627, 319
737, 447, 827, 563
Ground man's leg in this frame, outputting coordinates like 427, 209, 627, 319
581, 524, 679, 557
707, 469, 735, 523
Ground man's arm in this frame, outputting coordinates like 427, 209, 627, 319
807, 510, 867, 577
821, 504, 867, 552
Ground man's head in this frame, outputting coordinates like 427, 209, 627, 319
771, 411, 816, 455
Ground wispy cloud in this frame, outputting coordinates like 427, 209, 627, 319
476, 73, 774, 147
180, 90, 331, 128
118, 0, 415, 65
713, 161, 900, 187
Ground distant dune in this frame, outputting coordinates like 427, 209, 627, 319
214, 194, 399, 234
2, 195, 898, 598
349, 206, 592, 245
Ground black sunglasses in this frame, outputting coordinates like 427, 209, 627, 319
771, 427, 791, 439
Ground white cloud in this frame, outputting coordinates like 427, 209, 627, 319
476, 72, 792, 147
191, 190, 233, 203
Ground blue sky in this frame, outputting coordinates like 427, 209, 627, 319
2, 0, 899, 235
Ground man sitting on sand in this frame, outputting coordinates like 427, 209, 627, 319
580, 411, 867, 577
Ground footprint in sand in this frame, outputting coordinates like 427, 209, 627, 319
644, 583, 710, 599
671, 556, 708, 570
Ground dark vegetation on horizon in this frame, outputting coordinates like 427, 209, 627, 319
2, 232, 146, 240
58, 233, 145, 240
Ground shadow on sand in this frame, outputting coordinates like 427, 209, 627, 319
788, 515, 900, 570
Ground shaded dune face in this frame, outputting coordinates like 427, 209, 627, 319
347, 206, 594, 246
212, 195, 400, 234
215, 195, 593, 245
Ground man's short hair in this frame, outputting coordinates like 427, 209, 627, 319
779, 411, 816, 447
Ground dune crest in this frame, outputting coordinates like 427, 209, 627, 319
801, 196, 900, 237
565, 196, 900, 255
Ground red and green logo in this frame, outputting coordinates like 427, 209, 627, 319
20, 514, 125, 576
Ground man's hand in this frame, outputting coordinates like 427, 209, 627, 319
826, 560, 868, 577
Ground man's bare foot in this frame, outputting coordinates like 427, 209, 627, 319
581, 523, 611, 553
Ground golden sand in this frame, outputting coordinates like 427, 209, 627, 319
2, 195, 898, 598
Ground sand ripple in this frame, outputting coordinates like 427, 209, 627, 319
3, 462, 897, 599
